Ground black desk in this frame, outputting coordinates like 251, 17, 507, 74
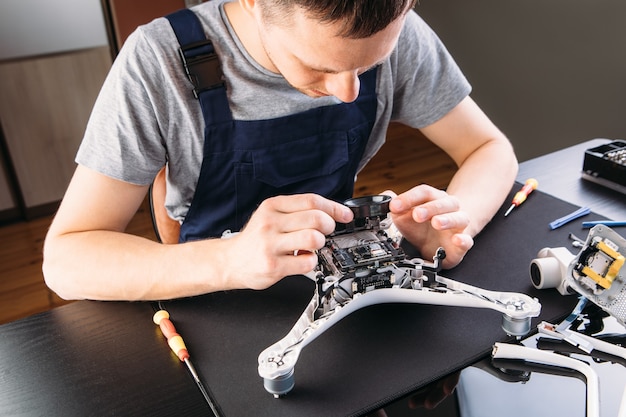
517, 137, 626, 221
1, 139, 623, 416
0, 301, 211, 416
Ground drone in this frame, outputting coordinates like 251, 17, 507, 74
257, 195, 542, 397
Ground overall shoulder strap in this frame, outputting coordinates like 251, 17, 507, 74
166, 8, 231, 123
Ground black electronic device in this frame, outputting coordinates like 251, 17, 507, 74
581, 140, 626, 194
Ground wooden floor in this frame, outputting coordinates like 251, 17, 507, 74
0, 123, 457, 324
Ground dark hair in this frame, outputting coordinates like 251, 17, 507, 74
258, 0, 416, 38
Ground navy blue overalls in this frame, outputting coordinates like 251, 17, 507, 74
166, 9, 378, 243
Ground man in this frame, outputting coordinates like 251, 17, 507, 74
43, 0, 517, 301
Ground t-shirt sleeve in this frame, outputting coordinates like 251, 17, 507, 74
390, 11, 471, 128
75, 26, 169, 186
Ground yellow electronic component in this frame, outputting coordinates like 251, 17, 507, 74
598, 241, 625, 282
579, 239, 625, 289
609, 254, 625, 280
581, 265, 613, 289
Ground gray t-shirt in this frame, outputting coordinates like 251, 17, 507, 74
77, 0, 470, 222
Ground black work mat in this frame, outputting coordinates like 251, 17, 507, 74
165, 184, 607, 416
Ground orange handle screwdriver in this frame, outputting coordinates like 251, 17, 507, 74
504, 178, 538, 217
153, 309, 221, 416
153, 310, 191, 361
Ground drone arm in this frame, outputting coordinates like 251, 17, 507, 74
258, 280, 541, 395
436, 276, 541, 318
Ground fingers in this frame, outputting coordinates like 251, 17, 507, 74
278, 249, 319, 275
431, 210, 470, 232
264, 193, 354, 224
273, 228, 327, 256
389, 185, 447, 213
390, 185, 467, 231
234, 194, 355, 286
384, 186, 474, 269
380, 189, 397, 198
276, 208, 339, 236
452, 233, 474, 252
254, 194, 353, 254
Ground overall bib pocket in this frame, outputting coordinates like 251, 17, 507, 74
234, 131, 351, 227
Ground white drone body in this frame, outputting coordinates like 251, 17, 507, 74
257, 195, 542, 397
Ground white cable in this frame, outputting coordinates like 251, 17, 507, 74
574, 331, 626, 361
492, 342, 600, 417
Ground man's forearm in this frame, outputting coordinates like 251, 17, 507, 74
43, 231, 230, 301
447, 136, 518, 237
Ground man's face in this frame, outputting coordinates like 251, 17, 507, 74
254, 5, 406, 103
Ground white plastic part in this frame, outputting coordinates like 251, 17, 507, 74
538, 320, 626, 360
574, 331, 626, 361
537, 321, 595, 353
530, 247, 576, 295
492, 342, 599, 417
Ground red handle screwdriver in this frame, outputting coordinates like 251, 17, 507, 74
504, 178, 538, 217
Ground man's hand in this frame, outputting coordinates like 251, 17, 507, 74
384, 186, 474, 269
224, 193, 354, 290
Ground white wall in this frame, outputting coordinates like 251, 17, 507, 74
0, 0, 108, 60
